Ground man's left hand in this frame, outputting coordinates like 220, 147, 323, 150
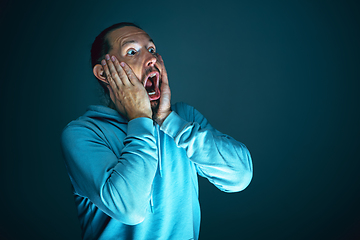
154, 54, 172, 125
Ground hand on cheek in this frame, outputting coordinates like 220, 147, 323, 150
102, 54, 152, 121
154, 54, 172, 125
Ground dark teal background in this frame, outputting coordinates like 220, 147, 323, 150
1, 0, 359, 239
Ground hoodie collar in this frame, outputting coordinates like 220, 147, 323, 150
85, 105, 129, 124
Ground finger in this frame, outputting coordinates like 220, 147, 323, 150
110, 55, 132, 86
158, 56, 171, 100
102, 59, 118, 91
106, 54, 127, 87
159, 56, 169, 85
157, 53, 163, 63
120, 61, 140, 86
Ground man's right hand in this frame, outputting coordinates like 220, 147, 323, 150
102, 54, 152, 121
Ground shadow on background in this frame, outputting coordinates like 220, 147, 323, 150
0, 0, 359, 239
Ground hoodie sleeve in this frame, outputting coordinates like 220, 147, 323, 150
61, 117, 158, 225
160, 103, 253, 193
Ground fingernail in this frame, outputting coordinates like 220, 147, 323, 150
105, 54, 110, 60
101, 60, 106, 65
120, 62, 125, 67
111, 56, 116, 62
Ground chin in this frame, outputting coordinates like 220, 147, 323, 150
151, 99, 160, 119
150, 99, 160, 110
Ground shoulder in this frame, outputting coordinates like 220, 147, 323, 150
60, 116, 106, 151
171, 102, 196, 121
171, 102, 212, 129
61, 105, 128, 146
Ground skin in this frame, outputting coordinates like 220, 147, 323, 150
93, 26, 172, 125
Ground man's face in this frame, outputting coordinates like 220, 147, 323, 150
107, 26, 162, 107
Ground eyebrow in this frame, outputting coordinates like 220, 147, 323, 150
122, 40, 136, 47
121, 39, 155, 47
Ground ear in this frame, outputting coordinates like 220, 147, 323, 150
93, 64, 108, 84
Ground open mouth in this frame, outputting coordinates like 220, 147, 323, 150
144, 71, 160, 101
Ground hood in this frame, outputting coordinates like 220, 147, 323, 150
82, 105, 128, 124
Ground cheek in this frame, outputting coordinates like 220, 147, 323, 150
127, 58, 145, 80
115, 56, 142, 80
128, 63, 143, 81
155, 62, 162, 74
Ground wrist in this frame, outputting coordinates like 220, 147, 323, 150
129, 114, 152, 121
154, 110, 172, 126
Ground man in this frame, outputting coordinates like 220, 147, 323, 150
61, 22, 253, 240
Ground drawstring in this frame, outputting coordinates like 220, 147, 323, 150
156, 124, 163, 177
150, 189, 154, 213
150, 123, 163, 213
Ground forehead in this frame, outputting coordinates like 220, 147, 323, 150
107, 26, 152, 48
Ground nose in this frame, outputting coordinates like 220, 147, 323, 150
145, 53, 157, 67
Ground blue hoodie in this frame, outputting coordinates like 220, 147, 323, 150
61, 102, 252, 240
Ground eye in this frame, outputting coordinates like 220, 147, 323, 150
148, 47, 156, 54
126, 49, 137, 56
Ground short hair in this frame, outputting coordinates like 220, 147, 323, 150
90, 22, 142, 102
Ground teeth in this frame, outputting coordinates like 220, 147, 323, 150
150, 73, 156, 78
148, 91, 156, 96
